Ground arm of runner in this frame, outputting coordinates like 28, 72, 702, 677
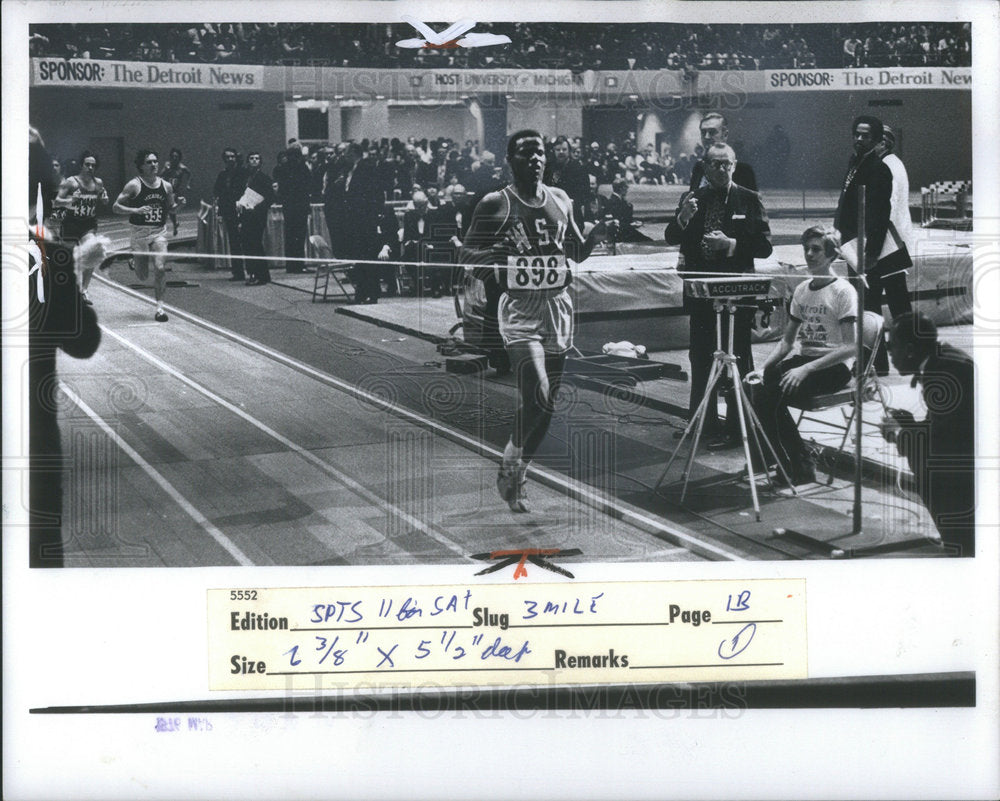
113, 179, 142, 216
53, 177, 77, 209
555, 187, 607, 263
459, 191, 516, 279
164, 180, 184, 211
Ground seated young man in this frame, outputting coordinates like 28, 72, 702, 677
745, 226, 858, 486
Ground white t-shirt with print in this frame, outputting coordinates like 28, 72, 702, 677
789, 277, 857, 359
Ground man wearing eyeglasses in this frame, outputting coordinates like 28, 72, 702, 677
114, 149, 183, 322
687, 113, 757, 193
665, 143, 773, 450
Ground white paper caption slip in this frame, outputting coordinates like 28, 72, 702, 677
208, 580, 807, 690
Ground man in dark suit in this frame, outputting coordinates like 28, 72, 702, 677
584, 141, 607, 184
579, 173, 607, 225
665, 143, 773, 450
604, 178, 652, 243
430, 184, 474, 293
236, 152, 275, 285
326, 143, 387, 303
543, 136, 590, 228
881, 312, 975, 556
401, 190, 437, 296
375, 201, 401, 297
213, 147, 248, 281
276, 145, 312, 274
688, 113, 757, 192
834, 115, 912, 372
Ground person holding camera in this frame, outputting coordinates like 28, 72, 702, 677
664, 142, 773, 451
881, 312, 975, 556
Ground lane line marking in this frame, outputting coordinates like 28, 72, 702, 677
94, 276, 743, 561
97, 323, 469, 560
58, 383, 255, 567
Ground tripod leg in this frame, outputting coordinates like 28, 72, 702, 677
655, 357, 722, 490
680, 358, 725, 503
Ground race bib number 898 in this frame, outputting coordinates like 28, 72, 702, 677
507, 255, 568, 290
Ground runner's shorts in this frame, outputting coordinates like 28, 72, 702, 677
129, 225, 168, 279
498, 288, 573, 354
130, 224, 168, 254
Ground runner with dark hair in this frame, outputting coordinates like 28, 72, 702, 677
461, 129, 608, 512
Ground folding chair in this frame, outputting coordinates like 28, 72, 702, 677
791, 310, 890, 482
921, 180, 972, 227
308, 234, 354, 303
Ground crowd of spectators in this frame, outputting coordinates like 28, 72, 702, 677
276, 130, 683, 212
29, 21, 971, 70
250, 129, 677, 299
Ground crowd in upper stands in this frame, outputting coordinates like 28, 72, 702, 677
29, 21, 971, 70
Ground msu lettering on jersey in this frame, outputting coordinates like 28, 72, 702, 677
495, 186, 571, 293
128, 179, 169, 228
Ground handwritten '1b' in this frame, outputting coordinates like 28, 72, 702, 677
726, 590, 751, 611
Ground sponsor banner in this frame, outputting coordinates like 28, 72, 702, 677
276, 67, 685, 99
31, 59, 969, 98
31, 58, 263, 89
763, 66, 971, 91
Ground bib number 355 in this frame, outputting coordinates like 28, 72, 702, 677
508, 255, 568, 290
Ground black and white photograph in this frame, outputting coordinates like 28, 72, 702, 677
3, 0, 998, 798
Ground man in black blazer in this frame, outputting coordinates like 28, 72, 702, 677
882, 312, 975, 556
834, 115, 912, 371
277, 145, 313, 274
544, 136, 591, 228
326, 143, 388, 303
429, 185, 474, 294
688, 113, 757, 193
401, 190, 437, 296
665, 143, 773, 449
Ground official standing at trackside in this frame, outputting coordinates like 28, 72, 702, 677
213, 147, 248, 282
665, 143, 773, 451
236, 152, 275, 286
834, 115, 912, 373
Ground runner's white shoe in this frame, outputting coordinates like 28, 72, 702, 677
496, 464, 517, 505
508, 476, 530, 513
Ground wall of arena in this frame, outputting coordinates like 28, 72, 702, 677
30, 60, 971, 202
